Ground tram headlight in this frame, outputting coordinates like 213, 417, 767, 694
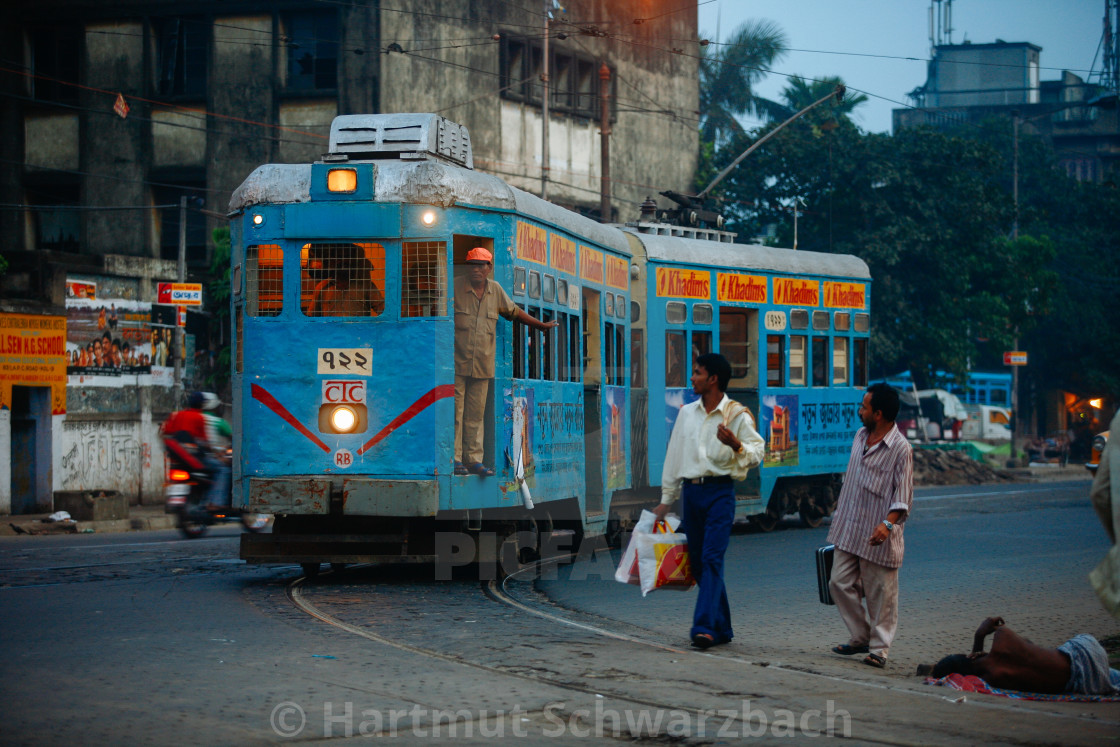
421, 210, 437, 227
327, 168, 358, 192
252, 214, 264, 226
318, 403, 368, 434
331, 406, 357, 432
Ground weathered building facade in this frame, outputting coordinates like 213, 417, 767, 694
0, 1, 700, 512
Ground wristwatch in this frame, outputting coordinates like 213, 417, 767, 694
882, 519, 894, 531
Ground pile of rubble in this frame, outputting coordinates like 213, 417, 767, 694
912, 447, 1015, 486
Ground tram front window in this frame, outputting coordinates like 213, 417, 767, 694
301, 242, 386, 317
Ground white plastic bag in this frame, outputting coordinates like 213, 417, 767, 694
614, 509, 681, 587
635, 520, 695, 597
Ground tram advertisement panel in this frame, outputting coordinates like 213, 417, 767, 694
800, 398, 861, 462
823, 281, 867, 309
604, 385, 627, 490
580, 246, 604, 284
550, 234, 576, 275
717, 272, 768, 304
516, 221, 546, 264
655, 268, 710, 299
761, 394, 799, 467
773, 278, 820, 306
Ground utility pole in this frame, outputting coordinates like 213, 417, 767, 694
175, 195, 186, 407
540, 1, 550, 201
599, 63, 611, 223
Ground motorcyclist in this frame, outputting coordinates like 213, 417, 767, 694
162, 391, 230, 507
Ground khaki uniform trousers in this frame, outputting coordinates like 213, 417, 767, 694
455, 375, 490, 465
829, 548, 900, 658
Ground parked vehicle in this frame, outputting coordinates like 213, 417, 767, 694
1087, 430, 1110, 474
960, 404, 1012, 441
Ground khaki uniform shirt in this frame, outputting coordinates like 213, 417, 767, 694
454, 275, 518, 379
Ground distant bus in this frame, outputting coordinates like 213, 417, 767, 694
884, 370, 1011, 408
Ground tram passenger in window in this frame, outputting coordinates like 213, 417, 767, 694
307, 243, 385, 317
454, 247, 557, 477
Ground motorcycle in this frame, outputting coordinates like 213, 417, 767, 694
163, 442, 270, 539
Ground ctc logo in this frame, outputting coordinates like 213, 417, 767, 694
323, 380, 365, 404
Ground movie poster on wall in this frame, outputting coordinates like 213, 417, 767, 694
64, 281, 174, 387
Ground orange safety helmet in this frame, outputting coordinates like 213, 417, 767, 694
464, 247, 493, 264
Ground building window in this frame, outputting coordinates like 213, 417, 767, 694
499, 34, 605, 119
153, 183, 208, 269
26, 181, 80, 251
30, 26, 81, 104
281, 11, 339, 92
154, 17, 208, 98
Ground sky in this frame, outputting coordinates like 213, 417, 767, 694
697, 0, 1109, 133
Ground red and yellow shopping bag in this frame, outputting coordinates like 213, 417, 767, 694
636, 519, 696, 596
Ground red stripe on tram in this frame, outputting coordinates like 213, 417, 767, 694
250, 383, 331, 453
357, 384, 455, 456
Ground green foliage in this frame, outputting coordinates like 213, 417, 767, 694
206, 227, 231, 392
698, 20, 788, 150
706, 114, 1101, 394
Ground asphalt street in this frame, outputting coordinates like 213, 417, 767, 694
0, 478, 1116, 744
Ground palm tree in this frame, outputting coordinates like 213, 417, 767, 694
699, 19, 788, 149
779, 75, 868, 128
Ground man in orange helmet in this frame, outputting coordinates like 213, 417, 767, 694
454, 247, 557, 477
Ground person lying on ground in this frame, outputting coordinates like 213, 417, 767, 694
929, 616, 1120, 695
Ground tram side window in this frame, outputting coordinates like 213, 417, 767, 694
766, 335, 785, 387
301, 242, 386, 317
616, 324, 626, 386
605, 322, 615, 384
790, 309, 809, 330
854, 338, 869, 387
631, 329, 645, 388
666, 331, 686, 387
513, 304, 525, 379
246, 244, 282, 317
542, 308, 554, 380
790, 335, 807, 386
402, 241, 447, 317
569, 314, 581, 381
692, 331, 711, 370
557, 312, 568, 382
812, 337, 828, 386
528, 305, 541, 379
832, 337, 849, 385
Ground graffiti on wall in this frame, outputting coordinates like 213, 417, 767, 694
58, 420, 146, 492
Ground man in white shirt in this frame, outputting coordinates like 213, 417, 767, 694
654, 353, 765, 649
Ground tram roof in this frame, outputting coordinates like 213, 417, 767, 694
229, 161, 630, 257
626, 230, 871, 281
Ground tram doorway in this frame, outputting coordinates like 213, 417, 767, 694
582, 287, 603, 514
10, 386, 53, 514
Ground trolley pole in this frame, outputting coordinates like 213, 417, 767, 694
599, 63, 611, 223
175, 195, 186, 407
541, 3, 550, 201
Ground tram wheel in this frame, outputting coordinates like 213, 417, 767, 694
751, 512, 779, 533
799, 503, 825, 529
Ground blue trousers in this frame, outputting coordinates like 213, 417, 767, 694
681, 481, 735, 643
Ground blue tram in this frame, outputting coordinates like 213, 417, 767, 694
229, 114, 871, 570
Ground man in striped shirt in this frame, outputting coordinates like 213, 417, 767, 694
827, 383, 914, 668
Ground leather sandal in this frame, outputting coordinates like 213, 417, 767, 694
863, 653, 887, 668
454, 462, 469, 476
831, 644, 869, 656
469, 463, 495, 477
691, 634, 715, 650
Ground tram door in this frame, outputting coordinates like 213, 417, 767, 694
720, 307, 761, 497
582, 288, 603, 514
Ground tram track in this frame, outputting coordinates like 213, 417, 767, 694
284, 558, 1117, 741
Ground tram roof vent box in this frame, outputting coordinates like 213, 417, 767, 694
326, 114, 473, 170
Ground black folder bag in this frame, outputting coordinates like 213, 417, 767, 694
816, 544, 835, 605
